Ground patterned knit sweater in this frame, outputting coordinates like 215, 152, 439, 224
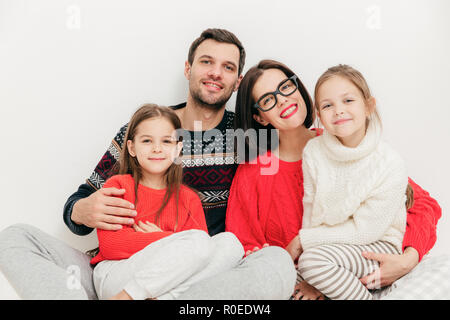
300, 119, 407, 252
63, 103, 237, 236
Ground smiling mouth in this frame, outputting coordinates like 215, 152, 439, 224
203, 81, 223, 91
333, 118, 352, 125
280, 104, 298, 119
148, 158, 166, 161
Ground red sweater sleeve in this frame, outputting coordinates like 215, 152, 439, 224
96, 226, 173, 261
176, 187, 209, 233
402, 177, 441, 261
225, 164, 268, 252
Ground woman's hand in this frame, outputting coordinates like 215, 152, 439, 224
133, 221, 163, 233
292, 281, 325, 300
245, 243, 269, 257
359, 247, 419, 289
285, 236, 303, 262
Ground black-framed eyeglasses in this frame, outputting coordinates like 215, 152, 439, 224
253, 75, 298, 112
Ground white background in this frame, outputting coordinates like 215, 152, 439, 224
1, 0, 449, 298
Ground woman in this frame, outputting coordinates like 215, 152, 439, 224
225, 59, 449, 300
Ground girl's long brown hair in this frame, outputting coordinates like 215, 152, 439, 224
86, 104, 184, 258
119, 103, 184, 228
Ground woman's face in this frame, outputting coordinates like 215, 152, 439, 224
252, 68, 307, 131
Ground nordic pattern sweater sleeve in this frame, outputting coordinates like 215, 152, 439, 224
63, 183, 96, 236
403, 177, 441, 261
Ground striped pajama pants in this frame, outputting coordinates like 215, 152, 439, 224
297, 241, 400, 300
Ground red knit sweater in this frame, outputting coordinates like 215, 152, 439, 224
91, 174, 208, 265
225, 132, 441, 261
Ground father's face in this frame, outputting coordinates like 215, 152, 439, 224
185, 39, 242, 110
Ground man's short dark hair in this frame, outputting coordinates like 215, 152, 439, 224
188, 28, 246, 76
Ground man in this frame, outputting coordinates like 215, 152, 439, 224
67, 29, 245, 238
0, 28, 296, 300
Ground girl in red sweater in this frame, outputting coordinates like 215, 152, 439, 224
92, 104, 243, 300
227, 60, 444, 300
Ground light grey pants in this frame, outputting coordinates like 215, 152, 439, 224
0, 223, 297, 300
298, 241, 400, 300
0, 223, 97, 299
93, 230, 244, 300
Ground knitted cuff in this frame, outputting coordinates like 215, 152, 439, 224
402, 235, 427, 262
63, 200, 94, 236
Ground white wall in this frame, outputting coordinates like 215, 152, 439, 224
1, 0, 449, 298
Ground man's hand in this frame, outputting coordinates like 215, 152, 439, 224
360, 247, 419, 289
71, 187, 137, 230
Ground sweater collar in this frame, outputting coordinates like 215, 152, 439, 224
320, 117, 382, 162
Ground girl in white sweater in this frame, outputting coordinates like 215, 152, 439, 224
289, 65, 413, 300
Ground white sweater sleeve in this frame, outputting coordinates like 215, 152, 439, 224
301, 151, 316, 229
299, 157, 408, 250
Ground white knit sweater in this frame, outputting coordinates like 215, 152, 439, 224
300, 119, 407, 252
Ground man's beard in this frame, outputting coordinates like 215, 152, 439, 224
189, 82, 235, 111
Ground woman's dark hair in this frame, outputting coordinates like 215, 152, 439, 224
234, 59, 314, 162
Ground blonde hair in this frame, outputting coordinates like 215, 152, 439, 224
314, 64, 414, 210
314, 64, 381, 127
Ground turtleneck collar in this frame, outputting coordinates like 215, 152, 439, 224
319, 117, 382, 162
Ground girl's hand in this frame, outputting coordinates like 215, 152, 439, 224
285, 236, 303, 262
359, 247, 419, 289
292, 281, 325, 300
245, 243, 269, 257
133, 221, 163, 233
